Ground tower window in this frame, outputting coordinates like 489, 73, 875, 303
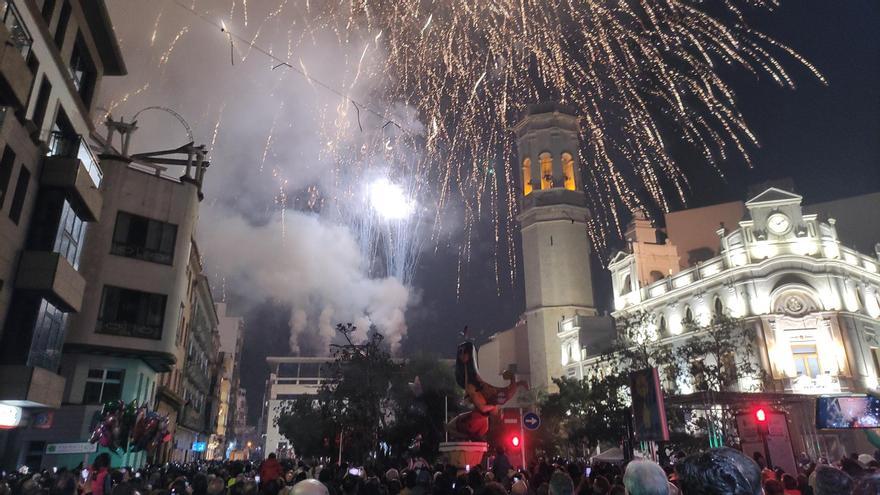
658, 315, 667, 335
522, 158, 532, 195
562, 152, 576, 191
539, 152, 553, 190
620, 274, 632, 295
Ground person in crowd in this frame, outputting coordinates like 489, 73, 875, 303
492, 447, 512, 486
49, 471, 78, 495
813, 465, 853, 495
260, 454, 285, 489
764, 479, 784, 495
92, 453, 114, 495
622, 460, 668, 495
549, 471, 575, 495
592, 476, 611, 495
675, 448, 761, 495
208, 476, 229, 495
854, 474, 880, 495
781, 474, 800, 495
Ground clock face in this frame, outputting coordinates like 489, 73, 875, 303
767, 213, 791, 234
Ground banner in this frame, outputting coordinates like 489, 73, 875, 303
629, 368, 669, 442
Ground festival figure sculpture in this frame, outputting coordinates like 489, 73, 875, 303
446, 341, 529, 441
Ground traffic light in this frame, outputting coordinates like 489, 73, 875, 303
510, 434, 521, 448
755, 407, 769, 435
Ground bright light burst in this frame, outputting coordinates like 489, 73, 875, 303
369, 178, 415, 221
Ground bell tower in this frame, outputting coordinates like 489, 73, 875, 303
515, 103, 597, 391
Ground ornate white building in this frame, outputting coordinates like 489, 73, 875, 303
562, 187, 880, 401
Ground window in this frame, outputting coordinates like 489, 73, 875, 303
83, 368, 124, 404
31, 76, 51, 130
53, 200, 86, 269
522, 158, 532, 195
684, 306, 694, 325
28, 299, 67, 371
53, 1, 70, 49
649, 270, 664, 283
872, 348, 880, 379
539, 152, 553, 190
111, 212, 178, 265
561, 152, 576, 191
714, 297, 724, 319
97, 286, 167, 340
69, 33, 96, 106
792, 344, 821, 378
41, 0, 57, 25
658, 316, 667, 335
620, 274, 632, 295
1, 1, 32, 58
0, 145, 14, 209
8, 164, 30, 224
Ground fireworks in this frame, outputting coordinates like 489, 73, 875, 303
132, 0, 823, 290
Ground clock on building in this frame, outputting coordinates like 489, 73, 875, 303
767, 212, 792, 235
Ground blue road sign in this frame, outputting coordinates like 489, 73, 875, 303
523, 412, 541, 430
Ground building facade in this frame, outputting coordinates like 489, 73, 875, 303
210, 302, 243, 459
562, 187, 880, 457
8, 120, 212, 468
0, 0, 125, 469
175, 259, 220, 463
261, 357, 332, 458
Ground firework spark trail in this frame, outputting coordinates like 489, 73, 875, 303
158, 26, 188, 67
209, 102, 226, 154
155, 0, 822, 290
260, 101, 284, 173
150, 8, 163, 47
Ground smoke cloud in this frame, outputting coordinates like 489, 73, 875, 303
101, 0, 424, 354
200, 206, 409, 353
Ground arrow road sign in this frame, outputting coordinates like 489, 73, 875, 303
523, 412, 541, 430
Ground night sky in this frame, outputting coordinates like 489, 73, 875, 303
103, 1, 880, 423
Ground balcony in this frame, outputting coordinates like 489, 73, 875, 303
42, 132, 103, 221
0, 365, 65, 408
15, 251, 86, 312
0, 1, 33, 110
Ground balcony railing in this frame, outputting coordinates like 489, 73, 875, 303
1, 0, 32, 58
47, 131, 103, 187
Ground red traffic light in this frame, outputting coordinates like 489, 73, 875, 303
510, 435, 521, 448
755, 408, 767, 423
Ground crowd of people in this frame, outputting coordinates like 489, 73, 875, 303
2, 447, 880, 495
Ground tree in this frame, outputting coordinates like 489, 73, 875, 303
323, 323, 401, 461
277, 324, 463, 463
385, 354, 462, 460
537, 375, 629, 457
276, 324, 400, 462
275, 396, 337, 458
580, 312, 765, 452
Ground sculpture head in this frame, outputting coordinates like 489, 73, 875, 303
456, 341, 481, 390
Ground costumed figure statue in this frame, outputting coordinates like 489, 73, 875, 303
447, 341, 529, 441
